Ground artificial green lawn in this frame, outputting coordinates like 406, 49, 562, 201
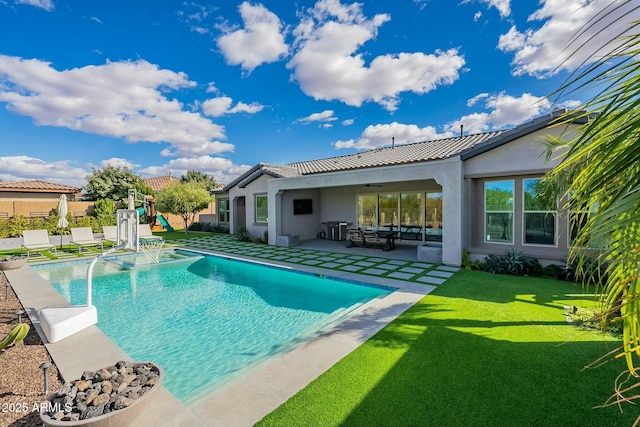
258, 270, 636, 427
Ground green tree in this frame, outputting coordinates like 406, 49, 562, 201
85, 166, 146, 201
181, 170, 217, 193
91, 199, 117, 226
544, 6, 640, 412
154, 181, 211, 233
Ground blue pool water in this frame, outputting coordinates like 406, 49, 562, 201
34, 250, 391, 404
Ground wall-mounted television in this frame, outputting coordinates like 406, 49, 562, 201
293, 199, 313, 215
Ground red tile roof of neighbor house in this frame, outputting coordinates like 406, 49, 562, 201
0, 180, 82, 193
143, 175, 181, 192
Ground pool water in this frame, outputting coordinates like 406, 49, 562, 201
34, 250, 391, 404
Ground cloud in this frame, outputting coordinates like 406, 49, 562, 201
287, 0, 465, 112
138, 155, 252, 185
202, 96, 264, 117
177, 3, 218, 35
446, 92, 551, 133
297, 109, 337, 124
0, 56, 234, 157
0, 156, 87, 187
473, 11, 482, 22
342, 118, 354, 126
467, 93, 489, 107
99, 157, 140, 170
498, 0, 640, 77
216, 2, 289, 73
334, 122, 451, 150
15, 0, 53, 11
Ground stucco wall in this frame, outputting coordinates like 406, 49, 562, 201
228, 175, 269, 238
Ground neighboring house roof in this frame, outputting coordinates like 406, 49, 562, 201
143, 175, 181, 192
0, 180, 82, 194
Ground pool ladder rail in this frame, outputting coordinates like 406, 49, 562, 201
39, 243, 126, 343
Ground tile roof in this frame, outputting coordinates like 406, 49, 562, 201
0, 180, 82, 193
287, 131, 504, 175
143, 175, 181, 192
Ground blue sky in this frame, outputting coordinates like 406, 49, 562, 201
0, 0, 637, 188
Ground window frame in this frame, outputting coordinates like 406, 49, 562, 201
522, 177, 558, 247
484, 179, 515, 245
217, 198, 230, 223
254, 193, 268, 224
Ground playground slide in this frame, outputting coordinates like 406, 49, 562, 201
157, 214, 175, 232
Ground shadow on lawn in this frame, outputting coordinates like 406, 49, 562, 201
334, 271, 629, 427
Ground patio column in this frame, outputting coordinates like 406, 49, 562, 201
437, 161, 463, 266
267, 190, 282, 246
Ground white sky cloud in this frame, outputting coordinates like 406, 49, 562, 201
202, 96, 264, 117
334, 122, 452, 150
0, 56, 234, 158
99, 157, 140, 170
446, 92, 551, 133
138, 156, 251, 185
297, 109, 337, 124
16, 0, 54, 11
216, 2, 289, 73
498, 0, 640, 77
0, 156, 87, 187
473, 11, 482, 22
287, 0, 465, 112
342, 118, 354, 126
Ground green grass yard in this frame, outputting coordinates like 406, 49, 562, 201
258, 270, 636, 427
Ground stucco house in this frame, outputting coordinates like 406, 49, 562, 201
0, 180, 85, 219
215, 110, 588, 266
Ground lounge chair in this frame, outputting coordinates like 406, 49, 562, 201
101, 225, 120, 245
363, 231, 384, 248
21, 229, 57, 258
70, 227, 104, 253
346, 229, 364, 247
138, 223, 163, 241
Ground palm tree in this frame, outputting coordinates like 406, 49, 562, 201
544, 1, 640, 409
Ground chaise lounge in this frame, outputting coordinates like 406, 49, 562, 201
21, 229, 57, 258
101, 225, 120, 245
70, 227, 104, 253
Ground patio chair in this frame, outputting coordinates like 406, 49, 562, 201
346, 229, 364, 248
21, 229, 57, 258
70, 227, 104, 253
101, 225, 120, 245
363, 231, 383, 248
138, 223, 163, 241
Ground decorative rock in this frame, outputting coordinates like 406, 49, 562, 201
75, 380, 92, 392
91, 393, 110, 407
113, 396, 133, 411
41, 361, 162, 425
100, 380, 113, 395
84, 388, 99, 405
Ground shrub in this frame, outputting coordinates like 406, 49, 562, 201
235, 226, 251, 242
461, 250, 485, 271
484, 249, 537, 276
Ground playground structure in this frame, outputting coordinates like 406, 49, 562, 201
40, 190, 165, 343
130, 189, 174, 232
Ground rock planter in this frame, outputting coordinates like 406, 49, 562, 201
0, 256, 27, 270
40, 361, 163, 427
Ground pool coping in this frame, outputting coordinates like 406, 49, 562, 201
6, 248, 437, 427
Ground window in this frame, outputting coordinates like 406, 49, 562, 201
485, 180, 514, 243
357, 194, 377, 229
255, 194, 268, 223
425, 192, 442, 242
400, 193, 423, 240
523, 178, 557, 245
217, 199, 230, 223
378, 193, 399, 230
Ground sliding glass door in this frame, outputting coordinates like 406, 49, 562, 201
356, 190, 441, 241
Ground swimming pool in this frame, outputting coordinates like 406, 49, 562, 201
34, 250, 392, 404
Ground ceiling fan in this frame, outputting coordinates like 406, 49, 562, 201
365, 184, 383, 187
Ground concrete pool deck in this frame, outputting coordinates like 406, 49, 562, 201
4, 243, 452, 426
